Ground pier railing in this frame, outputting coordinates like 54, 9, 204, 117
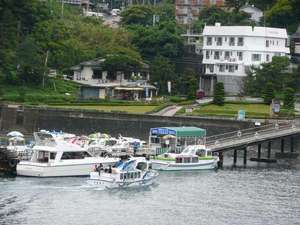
205, 121, 298, 150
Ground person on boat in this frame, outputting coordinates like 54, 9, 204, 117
96, 163, 103, 175
108, 165, 112, 173
133, 141, 139, 156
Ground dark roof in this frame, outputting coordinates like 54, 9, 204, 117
70, 57, 149, 71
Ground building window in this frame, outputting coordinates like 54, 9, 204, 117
214, 51, 220, 60
217, 37, 222, 46
235, 65, 238, 70
266, 54, 270, 62
207, 65, 214, 73
207, 37, 212, 46
229, 65, 235, 72
238, 52, 243, 60
252, 54, 261, 61
219, 65, 225, 72
274, 52, 280, 56
266, 40, 269, 47
229, 37, 235, 46
237, 37, 244, 46
225, 51, 230, 60
206, 51, 209, 59
92, 69, 102, 79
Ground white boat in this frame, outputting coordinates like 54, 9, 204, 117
17, 132, 118, 177
88, 157, 158, 189
151, 145, 219, 171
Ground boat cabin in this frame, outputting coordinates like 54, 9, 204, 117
149, 127, 206, 155
30, 132, 92, 163
175, 156, 199, 164
30, 147, 92, 163
97, 158, 151, 181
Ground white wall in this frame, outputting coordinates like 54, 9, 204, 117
81, 66, 93, 80
203, 34, 289, 77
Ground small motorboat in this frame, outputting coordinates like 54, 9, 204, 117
151, 145, 219, 171
88, 157, 158, 189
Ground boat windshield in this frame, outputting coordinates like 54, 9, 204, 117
181, 146, 197, 155
61, 151, 91, 160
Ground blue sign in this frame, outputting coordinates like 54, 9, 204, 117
238, 110, 246, 120
151, 128, 176, 136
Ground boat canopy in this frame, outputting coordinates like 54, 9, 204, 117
116, 159, 136, 171
150, 127, 206, 138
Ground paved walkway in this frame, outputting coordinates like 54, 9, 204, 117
152, 105, 182, 117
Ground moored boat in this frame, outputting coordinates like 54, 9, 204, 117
88, 157, 158, 189
151, 145, 219, 171
17, 132, 118, 177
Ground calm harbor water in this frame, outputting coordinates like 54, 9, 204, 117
1, 163, 300, 225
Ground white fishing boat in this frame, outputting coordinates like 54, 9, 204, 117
17, 132, 118, 177
151, 145, 219, 171
88, 157, 158, 189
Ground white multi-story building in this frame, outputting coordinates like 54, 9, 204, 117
201, 23, 290, 95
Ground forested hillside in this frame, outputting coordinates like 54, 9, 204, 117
0, 0, 141, 86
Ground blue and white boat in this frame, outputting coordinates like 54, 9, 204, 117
88, 157, 158, 189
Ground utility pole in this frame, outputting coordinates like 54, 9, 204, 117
61, 0, 64, 18
42, 50, 49, 88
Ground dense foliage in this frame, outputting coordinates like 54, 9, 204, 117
0, 0, 141, 86
283, 87, 295, 110
263, 82, 275, 104
192, 6, 251, 32
213, 82, 225, 106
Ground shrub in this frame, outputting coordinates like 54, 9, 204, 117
263, 82, 274, 104
213, 82, 225, 106
283, 87, 295, 110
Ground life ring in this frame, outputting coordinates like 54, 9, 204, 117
8, 158, 18, 168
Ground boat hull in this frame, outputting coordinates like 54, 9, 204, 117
151, 159, 218, 171
88, 172, 158, 189
17, 161, 115, 177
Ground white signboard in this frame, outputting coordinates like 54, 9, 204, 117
167, 81, 171, 94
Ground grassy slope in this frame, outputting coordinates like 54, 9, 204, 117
181, 103, 271, 118
1, 78, 80, 104
50, 105, 158, 114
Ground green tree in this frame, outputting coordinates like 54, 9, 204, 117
225, 0, 246, 11
121, 5, 154, 26
195, 6, 251, 28
283, 87, 295, 110
244, 56, 290, 96
263, 82, 274, 104
266, 0, 293, 28
213, 82, 225, 106
179, 68, 198, 99
16, 37, 45, 85
127, 23, 183, 59
151, 55, 175, 95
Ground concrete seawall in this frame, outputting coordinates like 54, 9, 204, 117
0, 105, 253, 139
